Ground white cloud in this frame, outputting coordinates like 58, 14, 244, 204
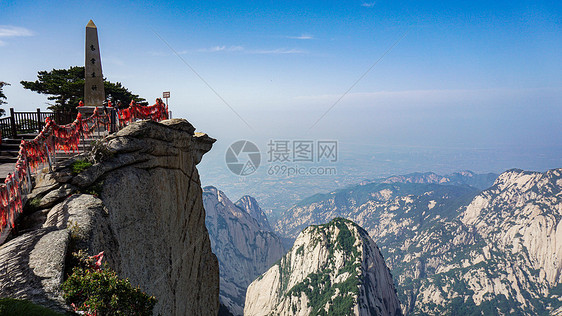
0, 25, 33, 37
151, 45, 306, 56
250, 48, 307, 54
361, 2, 376, 8
196, 45, 305, 55
0, 25, 33, 46
198, 45, 244, 53
287, 34, 314, 40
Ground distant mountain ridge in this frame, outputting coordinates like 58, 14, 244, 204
375, 170, 498, 190
273, 168, 562, 314
282, 181, 481, 240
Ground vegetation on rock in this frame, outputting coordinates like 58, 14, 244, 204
62, 251, 156, 316
71, 160, 92, 175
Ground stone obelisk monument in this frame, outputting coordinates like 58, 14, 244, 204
84, 20, 105, 107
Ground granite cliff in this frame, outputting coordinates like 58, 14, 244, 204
245, 218, 402, 316
0, 119, 219, 315
203, 186, 285, 315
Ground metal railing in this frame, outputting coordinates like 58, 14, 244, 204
0, 108, 76, 141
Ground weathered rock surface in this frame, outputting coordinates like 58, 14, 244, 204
203, 186, 285, 316
0, 227, 70, 312
0, 119, 219, 316
245, 218, 402, 316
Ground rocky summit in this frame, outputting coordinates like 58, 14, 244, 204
245, 218, 402, 316
204, 186, 285, 316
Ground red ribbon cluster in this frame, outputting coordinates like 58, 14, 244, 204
118, 99, 168, 127
0, 113, 89, 233
0, 170, 25, 230
0, 102, 170, 235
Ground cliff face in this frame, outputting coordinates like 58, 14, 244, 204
0, 119, 219, 316
460, 168, 562, 286
203, 187, 285, 315
91, 119, 219, 316
245, 218, 402, 316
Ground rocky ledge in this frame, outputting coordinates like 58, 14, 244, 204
0, 119, 219, 316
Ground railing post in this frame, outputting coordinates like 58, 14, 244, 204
81, 133, 85, 153
51, 134, 57, 168
26, 161, 32, 193
44, 142, 53, 172
9, 108, 16, 139
111, 108, 117, 133
36, 108, 42, 132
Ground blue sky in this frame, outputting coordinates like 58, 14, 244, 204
1, 0, 561, 174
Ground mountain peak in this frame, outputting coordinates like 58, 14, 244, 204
245, 218, 402, 316
235, 195, 272, 231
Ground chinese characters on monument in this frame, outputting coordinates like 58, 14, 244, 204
84, 20, 105, 107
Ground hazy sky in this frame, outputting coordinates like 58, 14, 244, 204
1, 0, 561, 174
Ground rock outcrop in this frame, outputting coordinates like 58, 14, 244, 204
245, 218, 402, 316
0, 119, 219, 316
203, 186, 285, 315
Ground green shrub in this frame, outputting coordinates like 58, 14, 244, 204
71, 160, 92, 175
0, 298, 67, 316
62, 251, 156, 316
26, 197, 43, 212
